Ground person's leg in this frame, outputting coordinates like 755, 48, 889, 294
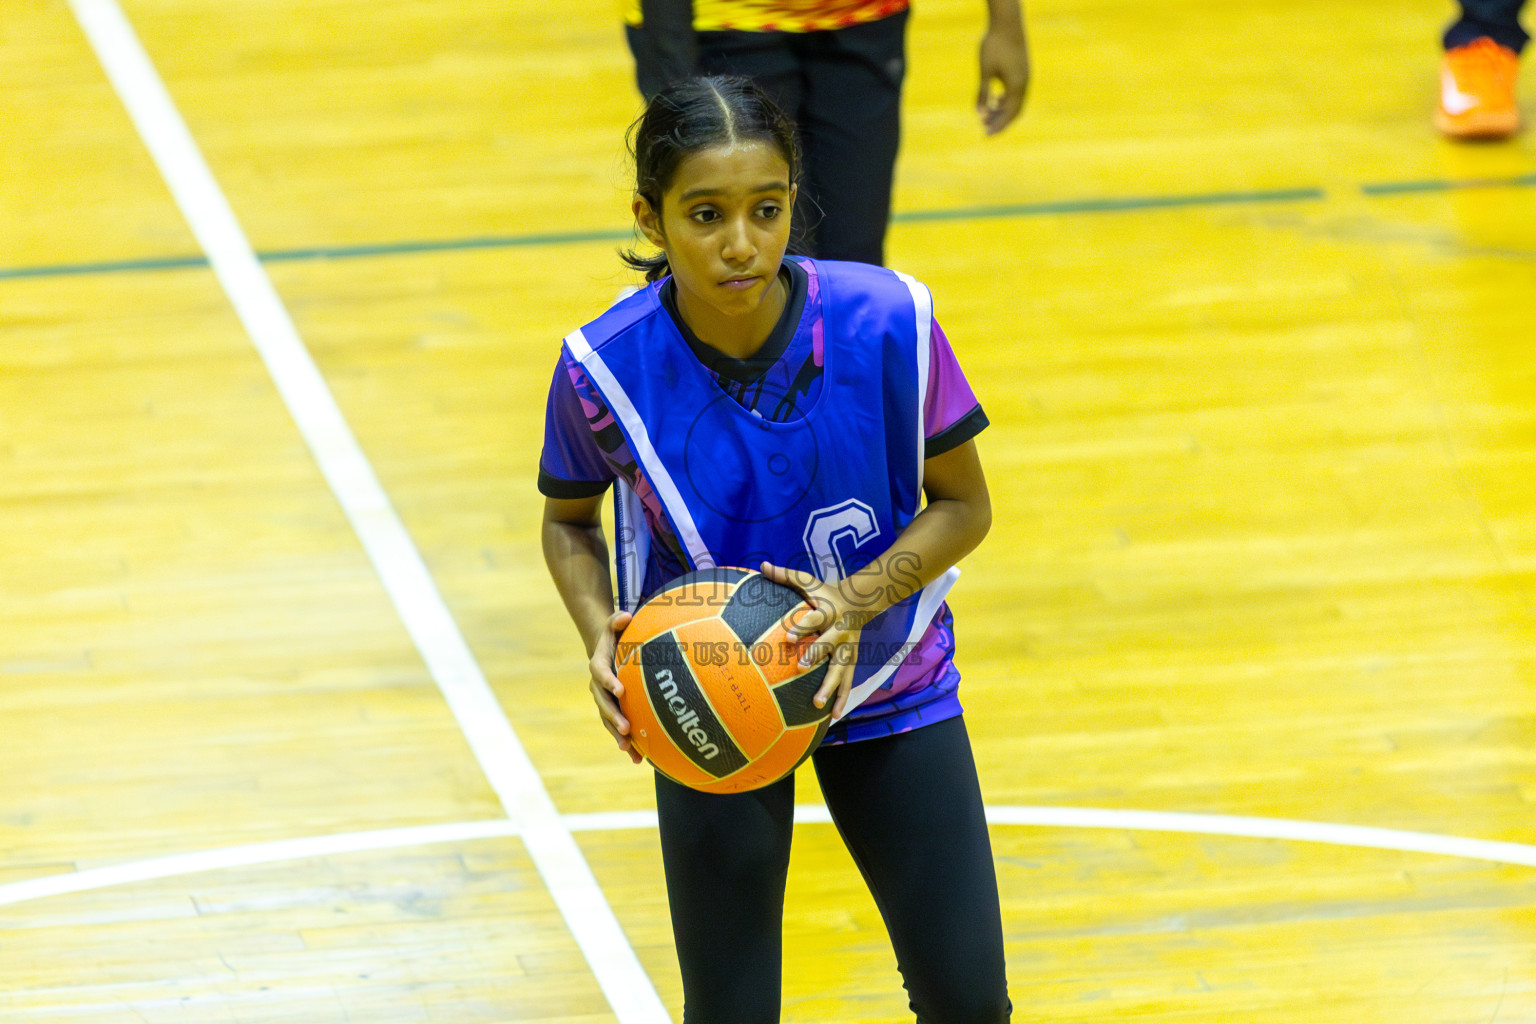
627, 0, 701, 100
626, 23, 669, 101
813, 717, 1011, 1024
655, 770, 796, 1024
791, 10, 909, 265
1445, 0, 1529, 53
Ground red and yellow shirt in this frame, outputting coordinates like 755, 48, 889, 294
622, 0, 910, 33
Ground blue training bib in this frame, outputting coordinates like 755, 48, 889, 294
564, 259, 957, 714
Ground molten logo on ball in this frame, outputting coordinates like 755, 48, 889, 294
652, 667, 722, 761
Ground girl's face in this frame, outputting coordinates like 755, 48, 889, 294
635, 141, 796, 346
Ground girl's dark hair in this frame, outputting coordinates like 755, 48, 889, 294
622, 75, 803, 282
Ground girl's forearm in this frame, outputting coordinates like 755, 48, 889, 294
838, 495, 991, 623
986, 0, 1026, 38
542, 519, 617, 656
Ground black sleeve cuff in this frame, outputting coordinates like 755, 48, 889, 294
925, 405, 989, 460
538, 467, 613, 499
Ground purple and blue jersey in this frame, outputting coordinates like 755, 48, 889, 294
540, 257, 987, 743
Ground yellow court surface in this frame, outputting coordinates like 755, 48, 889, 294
3, 0, 1535, 1021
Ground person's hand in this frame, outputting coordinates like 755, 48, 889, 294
758, 562, 871, 721
590, 610, 644, 764
977, 25, 1029, 135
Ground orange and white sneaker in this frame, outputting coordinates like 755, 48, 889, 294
1436, 37, 1522, 140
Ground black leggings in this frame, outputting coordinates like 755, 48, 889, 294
1446, 0, 1529, 52
655, 716, 1011, 1024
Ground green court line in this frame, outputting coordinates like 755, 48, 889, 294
0, 231, 634, 282
890, 187, 1325, 222
0, 254, 211, 279
2, 174, 1529, 283
260, 228, 634, 262
1360, 171, 1536, 195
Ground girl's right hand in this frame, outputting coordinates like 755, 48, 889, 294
590, 610, 644, 764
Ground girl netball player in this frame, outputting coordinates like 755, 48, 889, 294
540, 76, 1009, 1024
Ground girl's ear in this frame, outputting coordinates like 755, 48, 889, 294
633, 194, 665, 249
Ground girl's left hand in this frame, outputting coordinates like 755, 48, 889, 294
757, 562, 872, 721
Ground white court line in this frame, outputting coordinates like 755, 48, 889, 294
981, 807, 1536, 866
3, 805, 1534, 909
65, 3, 669, 1022
0, 821, 520, 907
566, 805, 1536, 867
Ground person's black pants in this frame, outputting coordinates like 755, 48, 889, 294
1446, 0, 1529, 53
694, 11, 909, 266
655, 715, 1012, 1024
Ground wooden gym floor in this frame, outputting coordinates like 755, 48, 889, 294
3, 0, 1535, 1020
